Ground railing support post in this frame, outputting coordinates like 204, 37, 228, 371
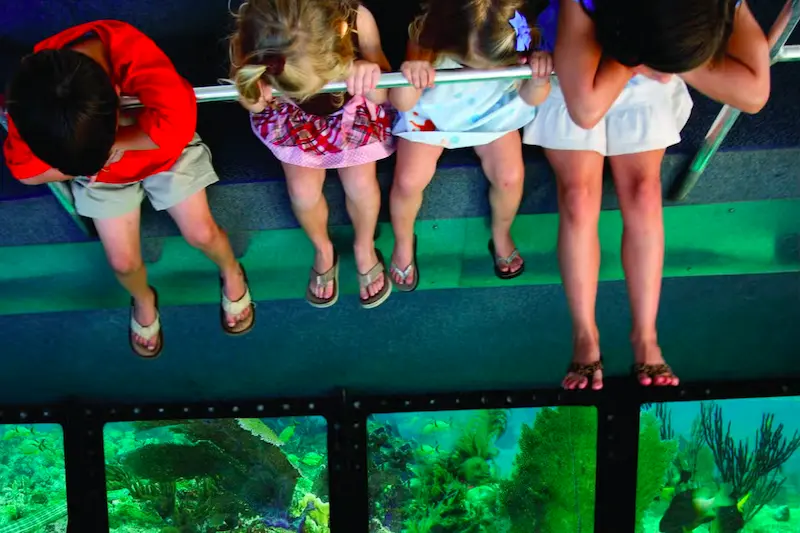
671, 0, 800, 201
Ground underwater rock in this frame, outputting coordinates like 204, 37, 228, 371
120, 441, 232, 482
773, 505, 790, 522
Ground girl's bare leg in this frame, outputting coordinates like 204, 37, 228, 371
283, 163, 334, 299
389, 139, 444, 287
545, 148, 605, 390
473, 131, 525, 273
338, 162, 385, 300
609, 150, 679, 387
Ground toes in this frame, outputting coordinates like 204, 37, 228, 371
324, 282, 334, 300
639, 374, 653, 386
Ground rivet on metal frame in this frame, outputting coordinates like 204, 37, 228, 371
133, 408, 141, 415
19, 411, 28, 420
353, 401, 361, 409
232, 406, 240, 413
208, 407, 215, 413
257, 405, 264, 412
308, 403, 315, 410
282, 404, 291, 411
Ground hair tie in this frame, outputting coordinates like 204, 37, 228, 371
509, 11, 532, 53
262, 54, 286, 76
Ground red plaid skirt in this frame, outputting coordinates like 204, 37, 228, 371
250, 96, 396, 169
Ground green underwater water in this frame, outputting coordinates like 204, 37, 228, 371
367, 406, 598, 533
102, 417, 329, 533
0, 423, 67, 533
638, 397, 800, 533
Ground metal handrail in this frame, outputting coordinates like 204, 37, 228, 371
2, 0, 798, 235
671, 0, 800, 200
120, 66, 535, 108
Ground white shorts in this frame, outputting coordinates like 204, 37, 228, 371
522, 75, 693, 156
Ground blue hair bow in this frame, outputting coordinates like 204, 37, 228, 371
509, 10, 532, 52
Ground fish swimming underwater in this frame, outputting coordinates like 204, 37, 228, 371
659, 485, 748, 533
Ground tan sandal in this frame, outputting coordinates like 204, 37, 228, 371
221, 264, 256, 336
307, 250, 339, 309
359, 250, 392, 309
563, 357, 604, 390
129, 287, 163, 359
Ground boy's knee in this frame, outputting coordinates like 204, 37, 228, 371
108, 253, 144, 277
183, 219, 220, 249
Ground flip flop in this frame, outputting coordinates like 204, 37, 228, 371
220, 264, 256, 336
129, 287, 163, 359
488, 239, 525, 280
390, 235, 419, 292
359, 250, 392, 309
307, 250, 340, 309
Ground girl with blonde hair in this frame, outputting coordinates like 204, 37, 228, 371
389, 0, 553, 291
230, 0, 395, 308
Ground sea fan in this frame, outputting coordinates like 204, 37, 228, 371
237, 419, 285, 447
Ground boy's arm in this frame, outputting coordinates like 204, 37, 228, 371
355, 6, 390, 104
680, 1, 770, 114
553, 0, 633, 129
3, 119, 72, 185
19, 168, 73, 186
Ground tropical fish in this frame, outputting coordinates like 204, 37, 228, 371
278, 426, 295, 443
421, 419, 451, 435
418, 444, 439, 456
660, 487, 676, 503
301, 452, 325, 467
18, 439, 46, 455
3, 427, 31, 440
659, 485, 734, 533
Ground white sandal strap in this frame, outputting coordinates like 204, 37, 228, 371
223, 287, 252, 316
131, 311, 161, 340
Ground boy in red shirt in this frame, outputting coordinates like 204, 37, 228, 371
3, 20, 255, 358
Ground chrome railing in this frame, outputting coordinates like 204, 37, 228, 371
1, 0, 798, 234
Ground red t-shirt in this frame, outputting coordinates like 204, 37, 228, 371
3, 20, 197, 184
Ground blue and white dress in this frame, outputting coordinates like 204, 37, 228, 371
393, 57, 539, 149
522, 0, 695, 156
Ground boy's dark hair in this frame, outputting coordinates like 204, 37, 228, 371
6, 49, 119, 177
587, 0, 738, 73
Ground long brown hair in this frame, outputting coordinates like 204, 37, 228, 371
588, 0, 738, 73
229, 0, 358, 104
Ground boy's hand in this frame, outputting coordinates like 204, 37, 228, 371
401, 61, 436, 89
524, 51, 553, 86
347, 60, 381, 96
239, 80, 273, 113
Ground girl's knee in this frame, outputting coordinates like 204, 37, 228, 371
183, 218, 220, 249
558, 180, 601, 225
488, 162, 524, 191
287, 178, 324, 211
620, 174, 662, 214
392, 165, 434, 197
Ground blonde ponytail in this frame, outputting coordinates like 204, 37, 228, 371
235, 64, 268, 104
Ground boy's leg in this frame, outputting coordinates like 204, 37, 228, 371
544, 148, 605, 390
93, 208, 158, 352
609, 150, 678, 387
337, 162, 384, 300
144, 136, 249, 329
389, 139, 444, 286
71, 177, 159, 353
282, 163, 333, 300
473, 131, 525, 274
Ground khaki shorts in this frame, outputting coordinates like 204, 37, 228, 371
71, 134, 220, 220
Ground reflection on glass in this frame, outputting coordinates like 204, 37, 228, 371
368, 406, 597, 532
103, 417, 329, 532
637, 398, 800, 533
0, 424, 67, 533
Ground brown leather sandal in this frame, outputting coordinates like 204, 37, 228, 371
563, 357, 604, 390
632, 363, 679, 386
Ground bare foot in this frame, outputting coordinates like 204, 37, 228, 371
132, 288, 159, 352
222, 263, 251, 328
492, 233, 524, 274
633, 341, 679, 386
310, 242, 336, 300
390, 241, 415, 288
355, 244, 385, 301
563, 332, 603, 390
